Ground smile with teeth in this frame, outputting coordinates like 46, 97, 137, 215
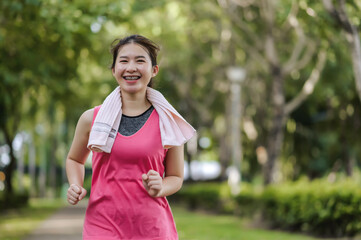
123, 76, 141, 80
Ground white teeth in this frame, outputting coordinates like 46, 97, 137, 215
124, 76, 140, 80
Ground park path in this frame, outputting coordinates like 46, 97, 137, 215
24, 200, 87, 240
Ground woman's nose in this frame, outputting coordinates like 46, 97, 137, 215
126, 61, 137, 72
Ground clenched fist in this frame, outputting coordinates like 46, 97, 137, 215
142, 170, 163, 197
67, 184, 87, 205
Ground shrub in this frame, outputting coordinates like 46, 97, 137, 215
171, 178, 361, 238
0, 192, 30, 211
260, 179, 361, 237
234, 183, 262, 217
170, 182, 234, 213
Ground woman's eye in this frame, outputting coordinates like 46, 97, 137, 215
119, 60, 127, 63
137, 60, 145, 63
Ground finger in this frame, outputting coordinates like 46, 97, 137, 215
147, 170, 159, 176
142, 174, 148, 181
147, 169, 157, 175
148, 189, 158, 197
70, 184, 81, 194
68, 188, 80, 199
78, 188, 87, 201
67, 194, 78, 202
147, 175, 161, 180
147, 180, 161, 186
67, 198, 77, 205
149, 184, 162, 190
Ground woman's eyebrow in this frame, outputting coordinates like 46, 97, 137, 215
118, 55, 146, 59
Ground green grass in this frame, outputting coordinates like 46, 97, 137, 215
172, 205, 361, 240
0, 198, 66, 240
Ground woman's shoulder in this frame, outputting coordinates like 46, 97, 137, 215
81, 108, 94, 120
79, 105, 103, 127
78, 108, 95, 131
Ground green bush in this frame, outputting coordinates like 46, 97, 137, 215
170, 182, 234, 213
172, 179, 361, 238
260, 179, 361, 237
234, 183, 262, 217
0, 192, 29, 211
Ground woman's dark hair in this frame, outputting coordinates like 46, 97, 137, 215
110, 35, 160, 87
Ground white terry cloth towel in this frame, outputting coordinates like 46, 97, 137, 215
87, 86, 196, 153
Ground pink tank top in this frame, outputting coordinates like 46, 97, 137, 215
83, 106, 178, 240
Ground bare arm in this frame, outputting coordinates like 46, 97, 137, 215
65, 108, 94, 204
142, 145, 184, 197
161, 145, 184, 196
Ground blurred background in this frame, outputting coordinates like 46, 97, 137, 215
1, 0, 361, 239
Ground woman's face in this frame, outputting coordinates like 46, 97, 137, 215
112, 43, 158, 94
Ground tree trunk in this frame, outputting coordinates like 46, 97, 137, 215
2, 126, 16, 199
4, 149, 16, 196
213, 96, 232, 181
218, 134, 231, 180
340, 112, 353, 177
39, 141, 47, 198
185, 146, 193, 182
322, 0, 361, 103
322, 0, 360, 174
28, 140, 37, 197
48, 102, 56, 197
349, 30, 361, 103
0, 90, 21, 199
345, 156, 354, 177
17, 142, 24, 193
49, 134, 57, 198
264, 65, 285, 185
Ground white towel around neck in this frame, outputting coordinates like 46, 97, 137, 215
87, 86, 196, 153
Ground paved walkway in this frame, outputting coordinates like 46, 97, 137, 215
24, 200, 87, 240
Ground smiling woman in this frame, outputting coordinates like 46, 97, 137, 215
112, 43, 159, 99
110, 35, 159, 88
65, 34, 196, 240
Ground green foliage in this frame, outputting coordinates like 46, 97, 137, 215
1, 0, 361, 212
174, 179, 361, 238
171, 182, 233, 213
234, 183, 263, 217
262, 179, 361, 237
0, 192, 29, 211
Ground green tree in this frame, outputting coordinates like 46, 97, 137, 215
0, 0, 95, 200
218, 0, 328, 184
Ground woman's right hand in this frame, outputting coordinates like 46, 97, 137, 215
67, 184, 87, 205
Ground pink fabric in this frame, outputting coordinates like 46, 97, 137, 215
83, 106, 178, 240
87, 86, 196, 153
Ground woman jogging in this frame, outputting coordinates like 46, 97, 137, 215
65, 34, 196, 240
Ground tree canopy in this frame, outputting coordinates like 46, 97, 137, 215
0, 0, 361, 199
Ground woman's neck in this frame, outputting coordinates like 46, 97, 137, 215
120, 89, 152, 116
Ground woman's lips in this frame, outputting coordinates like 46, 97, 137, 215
123, 76, 141, 80
123, 76, 140, 84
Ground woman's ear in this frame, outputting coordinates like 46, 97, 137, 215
112, 68, 115, 77
152, 65, 159, 77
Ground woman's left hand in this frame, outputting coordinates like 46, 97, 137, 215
142, 170, 163, 197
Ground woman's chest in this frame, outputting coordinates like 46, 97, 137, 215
93, 111, 167, 169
